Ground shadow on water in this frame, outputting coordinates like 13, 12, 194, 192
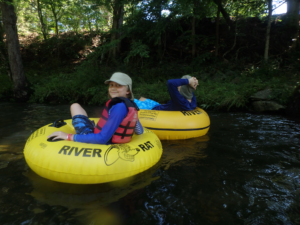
1, 103, 300, 224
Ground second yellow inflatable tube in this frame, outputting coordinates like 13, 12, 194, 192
138, 107, 210, 140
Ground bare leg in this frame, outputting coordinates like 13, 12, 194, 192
139, 97, 147, 101
70, 103, 88, 117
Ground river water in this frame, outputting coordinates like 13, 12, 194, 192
0, 102, 300, 225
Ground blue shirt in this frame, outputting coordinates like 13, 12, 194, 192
75, 102, 143, 144
153, 79, 197, 111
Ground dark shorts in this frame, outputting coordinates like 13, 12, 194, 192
72, 115, 95, 135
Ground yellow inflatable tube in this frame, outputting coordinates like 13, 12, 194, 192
138, 107, 210, 140
24, 119, 163, 184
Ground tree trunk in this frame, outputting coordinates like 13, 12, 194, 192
117, 6, 124, 53
109, 0, 124, 59
264, 0, 272, 61
95, 21, 99, 33
215, 6, 220, 57
37, 0, 47, 40
286, 0, 300, 49
0, 19, 11, 79
0, 19, 4, 43
0, 18, 5, 56
1, 0, 27, 101
110, 9, 118, 58
50, 3, 59, 36
54, 13, 58, 36
213, 0, 233, 30
286, 0, 300, 30
154, 0, 163, 62
87, 15, 92, 33
191, 2, 196, 58
191, 15, 196, 57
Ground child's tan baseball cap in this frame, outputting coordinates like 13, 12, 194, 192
104, 72, 134, 100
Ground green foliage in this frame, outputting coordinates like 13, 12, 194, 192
134, 81, 169, 103
195, 61, 296, 110
5, 0, 297, 110
124, 40, 150, 65
171, 0, 216, 18
197, 79, 253, 110
190, 52, 214, 66
29, 66, 108, 104
22, 54, 298, 112
176, 33, 216, 52
23, 33, 92, 66
15, 0, 112, 38
83, 38, 120, 65
13, 0, 273, 66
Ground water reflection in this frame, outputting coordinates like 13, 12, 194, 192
24, 163, 160, 225
1, 103, 300, 224
24, 165, 160, 209
161, 135, 209, 170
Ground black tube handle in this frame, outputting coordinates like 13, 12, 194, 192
47, 137, 64, 142
48, 119, 66, 128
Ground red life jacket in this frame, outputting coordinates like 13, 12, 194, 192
94, 97, 139, 144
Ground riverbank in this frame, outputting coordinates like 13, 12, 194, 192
0, 59, 298, 114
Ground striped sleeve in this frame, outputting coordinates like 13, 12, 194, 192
135, 119, 144, 135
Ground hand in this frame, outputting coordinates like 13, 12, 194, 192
47, 131, 69, 141
188, 77, 198, 90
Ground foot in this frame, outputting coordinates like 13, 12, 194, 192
139, 97, 147, 101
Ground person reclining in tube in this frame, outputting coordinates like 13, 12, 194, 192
134, 75, 199, 111
47, 72, 144, 144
